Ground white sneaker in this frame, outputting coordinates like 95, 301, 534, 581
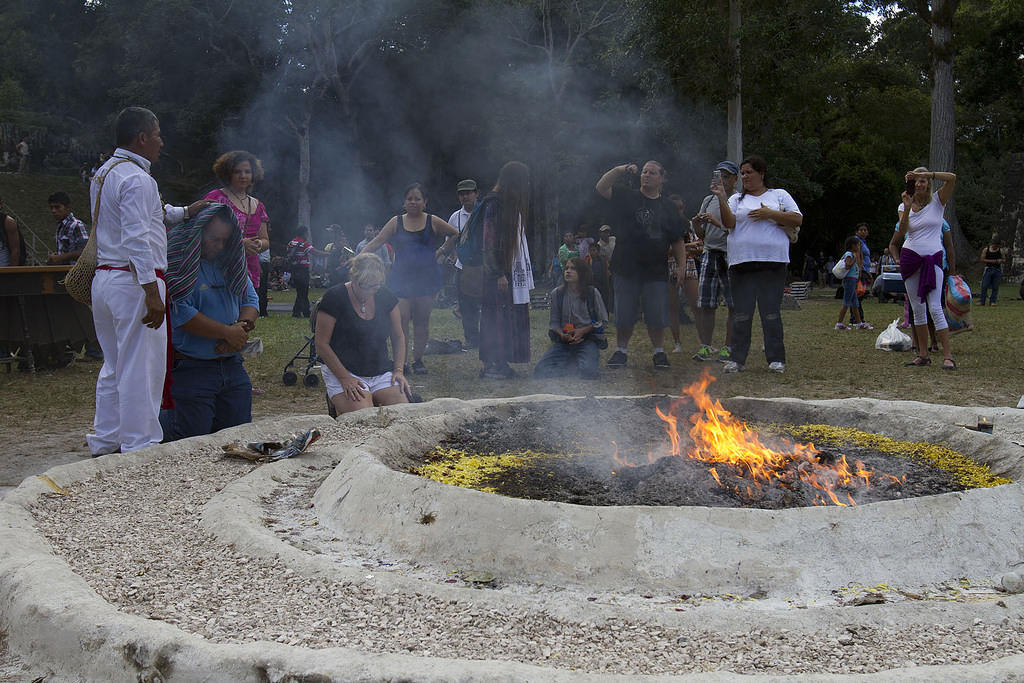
768, 362, 785, 373
723, 361, 743, 373
672, 343, 684, 353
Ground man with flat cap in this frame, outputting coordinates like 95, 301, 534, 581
449, 178, 481, 348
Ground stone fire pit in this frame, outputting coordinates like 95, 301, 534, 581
315, 395, 1024, 597
3, 395, 1024, 681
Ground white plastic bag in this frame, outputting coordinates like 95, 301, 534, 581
875, 318, 912, 351
832, 258, 850, 279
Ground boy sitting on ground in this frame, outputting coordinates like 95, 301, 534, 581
534, 258, 608, 380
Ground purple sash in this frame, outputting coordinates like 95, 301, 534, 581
900, 248, 943, 303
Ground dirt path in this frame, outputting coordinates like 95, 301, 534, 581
0, 394, 320, 500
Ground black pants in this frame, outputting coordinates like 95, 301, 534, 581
456, 269, 481, 348
292, 266, 310, 317
258, 261, 270, 316
728, 262, 787, 366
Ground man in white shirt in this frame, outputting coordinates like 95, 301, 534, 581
87, 107, 172, 455
448, 178, 480, 348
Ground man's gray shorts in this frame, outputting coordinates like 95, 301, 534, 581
613, 274, 669, 329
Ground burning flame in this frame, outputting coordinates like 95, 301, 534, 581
641, 369, 881, 506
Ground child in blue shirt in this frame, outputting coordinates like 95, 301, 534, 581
835, 236, 873, 330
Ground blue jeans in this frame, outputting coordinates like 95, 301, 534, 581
534, 338, 600, 379
161, 355, 252, 441
980, 267, 1001, 304
728, 262, 787, 366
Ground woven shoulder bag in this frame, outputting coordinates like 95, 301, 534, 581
61, 160, 132, 305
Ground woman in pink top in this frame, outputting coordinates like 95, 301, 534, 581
204, 151, 270, 287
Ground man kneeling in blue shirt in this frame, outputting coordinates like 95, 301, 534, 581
161, 204, 258, 441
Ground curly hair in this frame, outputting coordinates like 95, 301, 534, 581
212, 150, 265, 185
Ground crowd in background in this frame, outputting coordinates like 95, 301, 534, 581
2, 105, 1014, 445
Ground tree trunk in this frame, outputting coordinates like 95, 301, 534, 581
925, 0, 972, 264
726, 0, 742, 163
295, 110, 312, 232
1000, 153, 1024, 282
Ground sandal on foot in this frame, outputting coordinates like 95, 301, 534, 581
942, 357, 957, 370
904, 356, 931, 367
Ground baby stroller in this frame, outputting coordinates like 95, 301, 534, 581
282, 300, 321, 387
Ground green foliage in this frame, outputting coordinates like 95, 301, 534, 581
0, 0, 1020, 262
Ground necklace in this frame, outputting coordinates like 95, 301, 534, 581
226, 187, 251, 215
348, 283, 368, 315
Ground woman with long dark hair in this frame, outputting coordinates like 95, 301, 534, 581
714, 154, 803, 373
533, 257, 608, 379
479, 161, 534, 379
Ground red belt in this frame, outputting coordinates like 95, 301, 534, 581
96, 265, 166, 279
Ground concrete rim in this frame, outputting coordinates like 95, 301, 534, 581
3, 399, 1024, 681
314, 395, 1024, 597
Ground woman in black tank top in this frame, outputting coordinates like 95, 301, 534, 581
979, 234, 1005, 305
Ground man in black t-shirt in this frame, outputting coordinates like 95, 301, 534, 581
595, 161, 687, 369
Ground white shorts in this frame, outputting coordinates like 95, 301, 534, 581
321, 365, 395, 399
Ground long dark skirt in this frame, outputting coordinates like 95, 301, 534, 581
480, 283, 531, 365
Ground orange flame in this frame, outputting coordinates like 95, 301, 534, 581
651, 368, 874, 506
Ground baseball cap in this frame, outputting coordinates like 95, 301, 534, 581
715, 161, 739, 176
456, 179, 477, 192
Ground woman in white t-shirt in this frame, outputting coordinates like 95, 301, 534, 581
713, 155, 803, 374
888, 167, 957, 369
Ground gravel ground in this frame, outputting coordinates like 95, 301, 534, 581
23, 419, 1024, 677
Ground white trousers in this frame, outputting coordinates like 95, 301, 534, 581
904, 264, 948, 331
87, 269, 167, 455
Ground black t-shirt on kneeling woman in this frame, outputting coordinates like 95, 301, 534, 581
317, 284, 398, 377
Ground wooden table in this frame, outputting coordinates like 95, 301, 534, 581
0, 266, 98, 372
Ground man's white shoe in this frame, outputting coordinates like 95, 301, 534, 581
723, 361, 743, 373
768, 362, 785, 373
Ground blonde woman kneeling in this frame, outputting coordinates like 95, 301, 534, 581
315, 253, 410, 414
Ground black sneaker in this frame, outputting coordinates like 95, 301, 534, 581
411, 359, 428, 375
653, 351, 670, 369
606, 350, 627, 368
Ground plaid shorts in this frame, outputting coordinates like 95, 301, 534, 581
684, 257, 698, 281
697, 251, 733, 309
